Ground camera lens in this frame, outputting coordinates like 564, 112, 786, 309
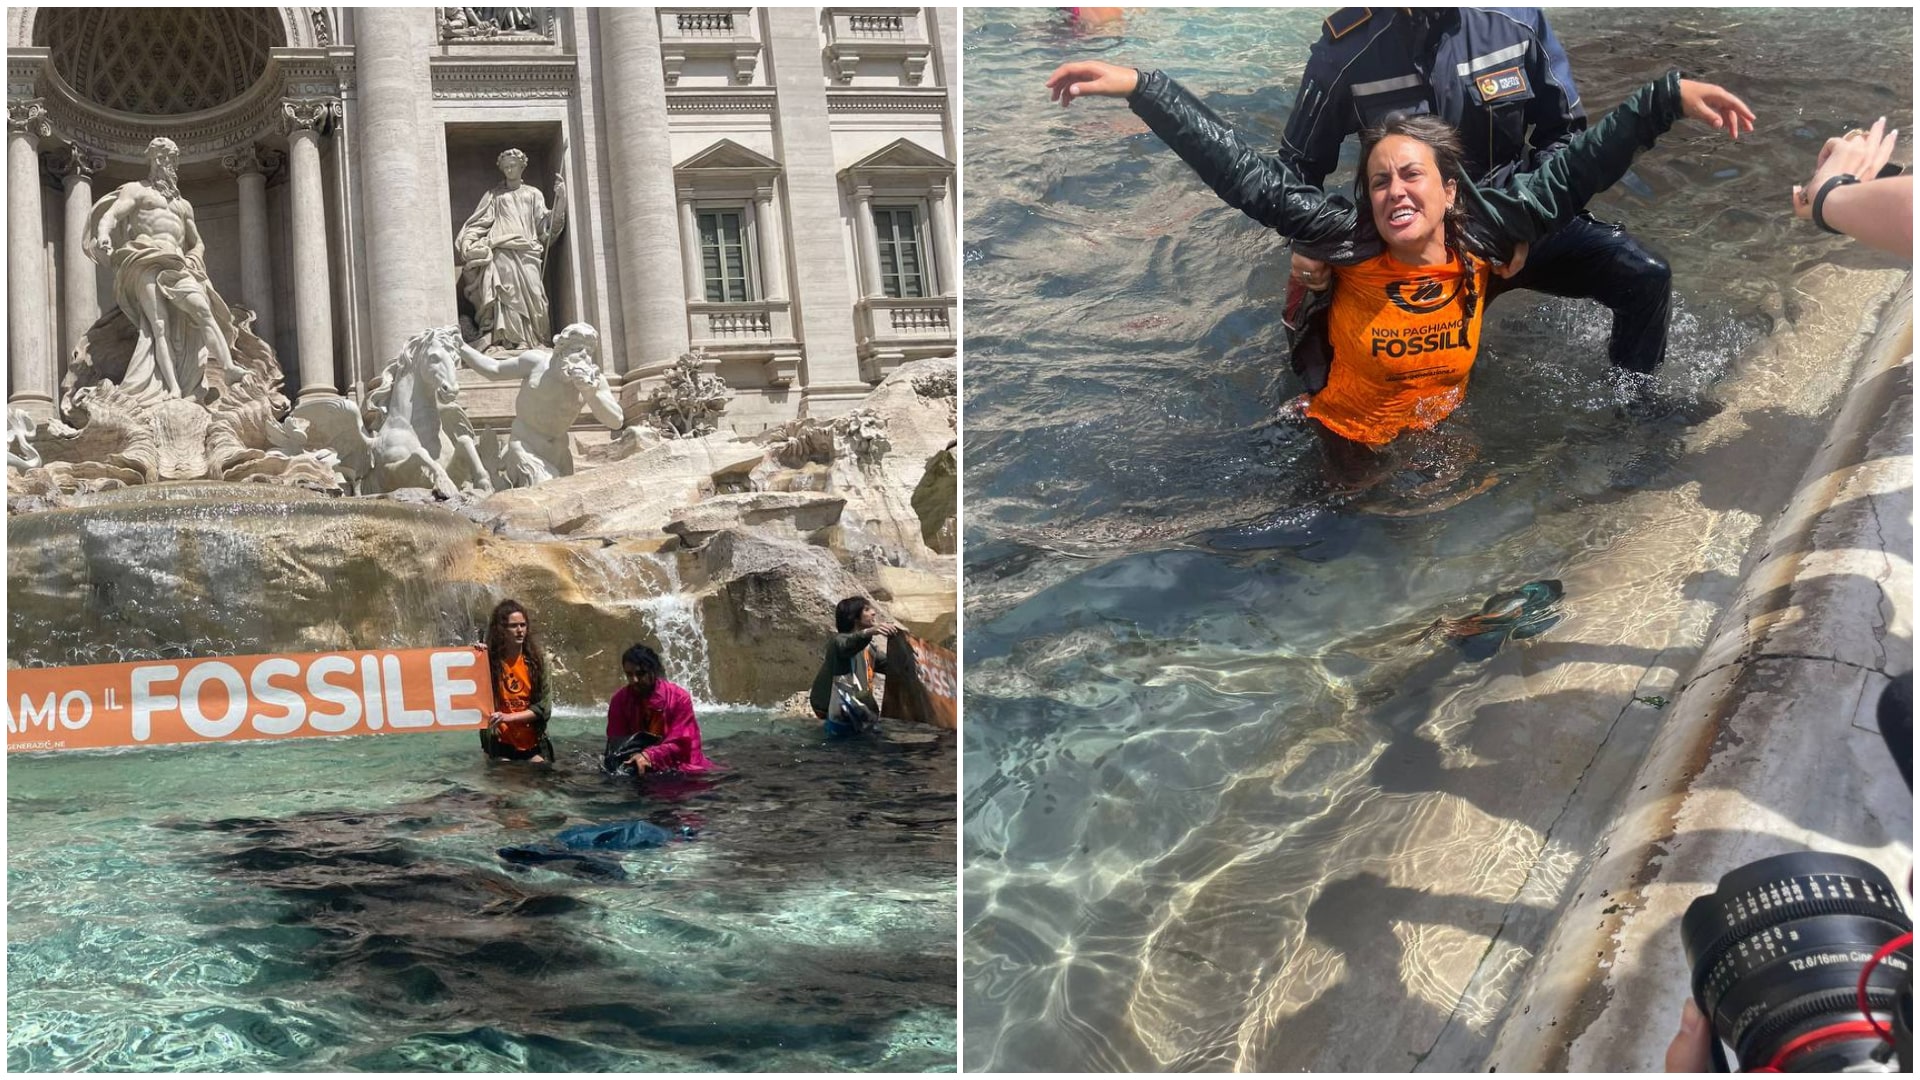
1682, 852, 1911, 1071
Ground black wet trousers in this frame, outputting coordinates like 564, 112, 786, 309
1482, 212, 1672, 375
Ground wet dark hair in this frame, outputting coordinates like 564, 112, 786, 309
835, 596, 873, 634
1357, 112, 1481, 346
1358, 113, 1469, 244
486, 598, 544, 696
621, 643, 663, 682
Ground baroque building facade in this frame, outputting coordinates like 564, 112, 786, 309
6, 7, 958, 432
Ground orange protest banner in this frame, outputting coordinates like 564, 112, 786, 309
7, 647, 496, 754
881, 634, 957, 731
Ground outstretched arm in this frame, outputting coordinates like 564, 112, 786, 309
456, 340, 537, 380
1468, 73, 1755, 252
1044, 61, 1360, 244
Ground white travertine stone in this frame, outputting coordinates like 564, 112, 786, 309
53, 145, 102, 365
929, 180, 956, 298
8, 100, 54, 419
851, 182, 883, 299
456, 321, 625, 486
354, 8, 443, 366
455, 148, 566, 352
755, 184, 788, 302
677, 189, 703, 304
765, 7, 867, 409
285, 101, 340, 398
600, 9, 691, 375
223, 144, 276, 349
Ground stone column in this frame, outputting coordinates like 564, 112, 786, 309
850, 183, 884, 300
354, 8, 445, 365
8, 100, 54, 420
285, 99, 342, 400
928, 179, 956, 298
677, 189, 703, 304
754, 183, 787, 302
222, 144, 278, 348
766, 8, 868, 411
600, 8, 692, 392
45, 143, 102, 366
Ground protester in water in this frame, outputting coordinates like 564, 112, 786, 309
1277, 9, 1698, 400
1044, 60, 1753, 475
1792, 116, 1910, 257
810, 596, 903, 736
478, 599, 554, 762
604, 643, 712, 776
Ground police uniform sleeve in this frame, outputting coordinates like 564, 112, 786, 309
1523, 11, 1588, 162
1127, 69, 1360, 244
1278, 43, 1353, 189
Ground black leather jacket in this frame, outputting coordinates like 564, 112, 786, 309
1282, 8, 1587, 187
1126, 68, 1684, 266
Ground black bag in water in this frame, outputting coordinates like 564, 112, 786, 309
603, 731, 662, 776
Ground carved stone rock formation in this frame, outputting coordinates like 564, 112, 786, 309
647, 351, 735, 438
762, 407, 891, 470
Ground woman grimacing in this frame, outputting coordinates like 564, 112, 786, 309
1044, 60, 1754, 473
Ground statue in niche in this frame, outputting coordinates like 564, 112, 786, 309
456, 148, 566, 353
456, 321, 624, 487
85, 137, 250, 402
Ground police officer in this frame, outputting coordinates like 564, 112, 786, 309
1283, 8, 1739, 389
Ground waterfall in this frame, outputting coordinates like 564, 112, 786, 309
568, 547, 719, 707
630, 551, 717, 706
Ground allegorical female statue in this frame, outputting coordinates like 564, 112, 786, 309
456, 148, 567, 353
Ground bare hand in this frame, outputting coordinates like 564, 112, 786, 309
1677, 79, 1756, 140
1492, 240, 1529, 280
1045, 60, 1140, 107
1793, 116, 1900, 219
1663, 1000, 1712, 1072
1290, 252, 1331, 292
627, 752, 651, 774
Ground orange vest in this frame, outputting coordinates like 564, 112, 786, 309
493, 654, 539, 752
1305, 248, 1489, 446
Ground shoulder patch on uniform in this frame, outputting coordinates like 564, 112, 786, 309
1324, 8, 1371, 41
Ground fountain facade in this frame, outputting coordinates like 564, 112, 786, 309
6, 8, 958, 709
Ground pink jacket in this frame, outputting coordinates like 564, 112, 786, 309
606, 680, 714, 774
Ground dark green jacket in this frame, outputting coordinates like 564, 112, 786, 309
810, 630, 883, 719
1125, 68, 1685, 265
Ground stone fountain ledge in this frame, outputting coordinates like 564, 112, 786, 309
1485, 279, 1913, 1072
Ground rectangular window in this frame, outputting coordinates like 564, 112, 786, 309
873, 206, 927, 299
698, 209, 752, 303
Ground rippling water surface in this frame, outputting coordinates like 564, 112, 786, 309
962, 7, 1909, 1072
10, 709, 956, 1071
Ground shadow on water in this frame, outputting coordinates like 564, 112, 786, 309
9, 722, 956, 1071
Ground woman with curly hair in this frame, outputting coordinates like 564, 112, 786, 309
478, 598, 554, 763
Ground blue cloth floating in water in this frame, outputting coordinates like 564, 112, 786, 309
555, 820, 672, 851
498, 820, 679, 879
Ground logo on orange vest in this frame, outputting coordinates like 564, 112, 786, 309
1385, 277, 1461, 315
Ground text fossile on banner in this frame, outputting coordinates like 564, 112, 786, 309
7, 647, 497, 753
